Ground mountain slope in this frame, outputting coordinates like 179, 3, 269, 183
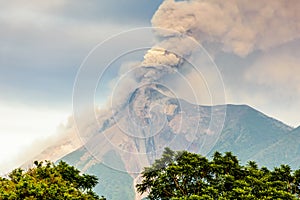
54, 86, 295, 199
251, 126, 300, 169
61, 149, 135, 200
208, 104, 292, 165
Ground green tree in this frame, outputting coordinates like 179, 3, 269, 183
0, 160, 106, 200
137, 148, 300, 200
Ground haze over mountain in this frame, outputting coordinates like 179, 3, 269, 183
29, 85, 299, 200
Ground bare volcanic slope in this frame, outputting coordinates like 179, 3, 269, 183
58, 85, 292, 199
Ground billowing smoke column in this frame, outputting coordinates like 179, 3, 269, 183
151, 0, 300, 57
129, 0, 300, 98
111, 33, 201, 110
69, 0, 300, 198
72, 0, 300, 175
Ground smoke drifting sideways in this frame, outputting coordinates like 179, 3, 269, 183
153, 0, 300, 57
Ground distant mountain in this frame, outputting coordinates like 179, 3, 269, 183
208, 104, 293, 165
34, 85, 298, 199
251, 126, 300, 169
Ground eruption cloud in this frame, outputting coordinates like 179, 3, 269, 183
153, 0, 300, 57
72, 27, 226, 174
72, 1, 239, 174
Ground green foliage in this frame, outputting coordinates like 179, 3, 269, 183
137, 148, 300, 200
0, 161, 106, 200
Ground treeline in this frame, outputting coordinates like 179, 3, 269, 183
0, 161, 105, 200
1, 149, 300, 199
137, 148, 300, 200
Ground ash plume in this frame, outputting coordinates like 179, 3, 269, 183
152, 0, 300, 57
115, 0, 300, 108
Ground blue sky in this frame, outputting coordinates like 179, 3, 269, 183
0, 0, 299, 173
0, 0, 163, 108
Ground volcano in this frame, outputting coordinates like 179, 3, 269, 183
29, 84, 297, 200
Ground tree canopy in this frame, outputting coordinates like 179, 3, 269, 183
0, 160, 105, 200
137, 148, 300, 200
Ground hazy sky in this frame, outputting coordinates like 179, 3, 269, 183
0, 0, 299, 173
0, 0, 163, 173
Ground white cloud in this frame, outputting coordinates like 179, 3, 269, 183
0, 102, 69, 174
